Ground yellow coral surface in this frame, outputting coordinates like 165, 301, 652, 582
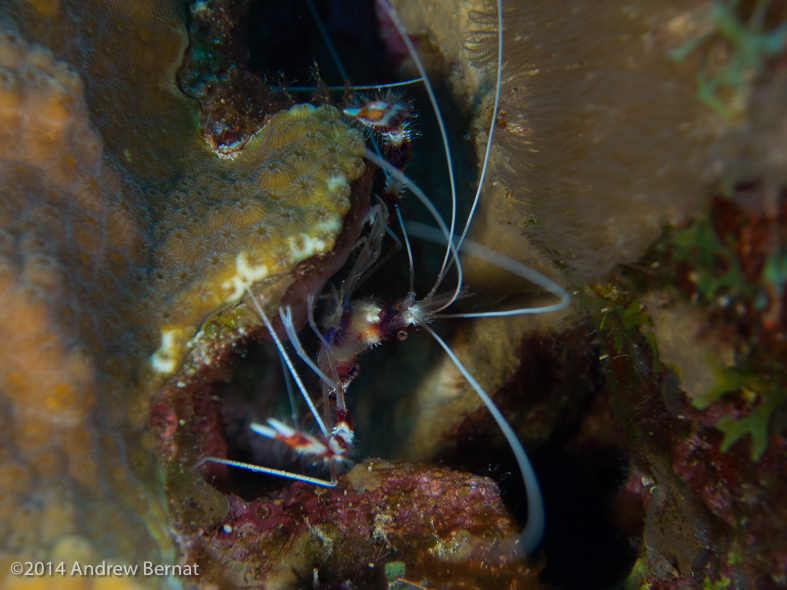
0, 1, 366, 587
147, 104, 365, 375
0, 28, 169, 587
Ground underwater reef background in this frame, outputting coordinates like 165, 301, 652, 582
0, 0, 786, 589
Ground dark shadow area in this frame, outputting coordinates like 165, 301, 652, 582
246, 0, 390, 86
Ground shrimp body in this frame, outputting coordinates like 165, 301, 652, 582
318, 295, 414, 388
344, 92, 415, 210
318, 258, 468, 390
342, 93, 413, 148
203, 0, 558, 558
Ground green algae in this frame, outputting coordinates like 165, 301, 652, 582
698, 362, 785, 459
670, 0, 787, 118
580, 286, 660, 369
580, 214, 785, 462
668, 203, 785, 460
672, 218, 755, 302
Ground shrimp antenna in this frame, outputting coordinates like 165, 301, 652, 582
419, 323, 545, 555
376, 0, 459, 299
397, 207, 416, 296
342, 78, 425, 90
280, 306, 341, 399
307, 293, 339, 384
282, 78, 425, 93
196, 455, 337, 487
404, 221, 571, 317
299, 0, 424, 92
279, 351, 300, 430
305, 0, 348, 82
443, 0, 504, 310
363, 149, 463, 305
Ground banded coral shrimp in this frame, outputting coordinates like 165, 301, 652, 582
199, 0, 574, 559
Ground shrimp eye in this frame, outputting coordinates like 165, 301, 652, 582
397, 329, 408, 341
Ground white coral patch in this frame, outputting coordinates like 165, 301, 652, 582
327, 175, 350, 199
223, 251, 271, 301
287, 219, 340, 260
151, 329, 185, 374
288, 234, 324, 260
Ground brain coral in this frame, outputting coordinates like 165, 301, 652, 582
0, 28, 168, 584
0, 0, 369, 586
